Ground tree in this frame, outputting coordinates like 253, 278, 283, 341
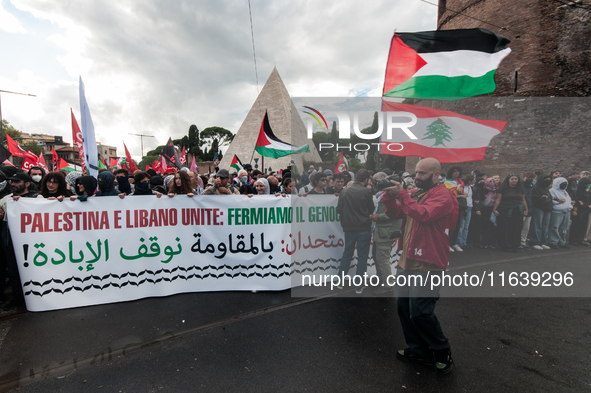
1, 119, 21, 140
330, 121, 338, 146
21, 141, 42, 155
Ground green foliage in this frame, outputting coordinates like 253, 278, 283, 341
1, 119, 21, 140
138, 154, 160, 170
348, 157, 363, 174
21, 141, 42, 155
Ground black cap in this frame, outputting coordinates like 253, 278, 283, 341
216, 169, 230, 178
8, 173, 33, 183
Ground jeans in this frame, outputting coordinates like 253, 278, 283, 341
338, 231, 371, 289
529, 207, 551, 245
395, 267, 450, 358
548, 210, 570, 246
457, 207, 472, 246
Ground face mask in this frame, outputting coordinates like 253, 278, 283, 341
137, 182, 150, 191
559, 182, 567, 190
32, 175, 42, 183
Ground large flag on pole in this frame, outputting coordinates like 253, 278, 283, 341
123, 142, 138, 172
51, 148, 58, 171
382, 28, 511, 100
255, 111, 310, 159
5, 134, 27, 157
71, 109, 87, 175
380, 101, 507, 163
79, 77, 99, 178
161, 138, 181, 169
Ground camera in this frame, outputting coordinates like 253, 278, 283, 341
375, 174, 401, 191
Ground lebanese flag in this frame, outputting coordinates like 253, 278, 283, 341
255, 111, 310, 159
230, 155, 241, 171
5, 134, 27, 157
335, 152, 349, 173
383, 29, 511, 100
180, 146, 187, 166
380, 101, 507, 163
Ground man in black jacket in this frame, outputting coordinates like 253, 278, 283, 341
336, 169, 374, 294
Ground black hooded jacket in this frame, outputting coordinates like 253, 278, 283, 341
575, 178, 591, 212
532, 175, 553, 212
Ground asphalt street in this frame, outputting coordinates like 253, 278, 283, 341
1, 246, 590, 392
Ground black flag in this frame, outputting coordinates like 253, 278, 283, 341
161, 138, 182, 169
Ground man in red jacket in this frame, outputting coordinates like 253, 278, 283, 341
383, 157, 458, 375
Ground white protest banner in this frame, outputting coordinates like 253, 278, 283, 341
7, 195, 397, 312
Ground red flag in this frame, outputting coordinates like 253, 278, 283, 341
123, 142, 138, 172
37, 152, 48, 173
109, 157, 118, 169
180, 146, 187, 165
153, 159, 162, 174
20, 156, 37, 172
3, 159, 15, 167
71, 109, 87, 175
145, 164, 152, 172
51, 148, 59, 171
5, 134, 27, 158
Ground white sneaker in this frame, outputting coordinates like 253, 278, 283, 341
449, 246, 455, 252
541, 245, 551, 250
452, 245, 463, 252
532, 245, 543, 250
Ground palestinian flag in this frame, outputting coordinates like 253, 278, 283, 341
255, 111, 310, 159
57, 158, 79, 172
380, 100, 507, 163
230, 155, 241, 171
383, 28, 511, 100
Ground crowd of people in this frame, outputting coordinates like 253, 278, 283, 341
2, 157, 588, 375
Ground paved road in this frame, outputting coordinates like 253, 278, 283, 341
1, 247, 590, 392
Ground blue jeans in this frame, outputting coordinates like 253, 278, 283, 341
395, 267, 450, 358
457, 207, 472, 247
529, 207, 551, 245
338, 231, 371, 289
548, 210, 570, 246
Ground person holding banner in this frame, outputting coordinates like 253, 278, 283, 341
382, 157, 457, 375
28, 166, 45, 192
202, 169, 239, 195
0, 172, 44, 310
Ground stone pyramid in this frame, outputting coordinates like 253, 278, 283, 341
220, 67, 321, 174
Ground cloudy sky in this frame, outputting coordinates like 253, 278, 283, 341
0, 0, 436, 158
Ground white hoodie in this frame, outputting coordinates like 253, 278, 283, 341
549, 177, 572, 212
